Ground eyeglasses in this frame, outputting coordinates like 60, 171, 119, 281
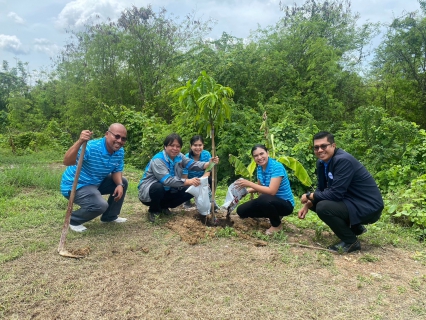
108, 130, 127, 142
313, 143, 331, 151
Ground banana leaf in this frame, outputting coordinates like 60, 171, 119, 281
277, 156, 312, 187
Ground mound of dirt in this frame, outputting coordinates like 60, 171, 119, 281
166, 207, 278, 247
68, 246, 91, 256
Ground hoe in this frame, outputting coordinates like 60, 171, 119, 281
57, 141, 88, 258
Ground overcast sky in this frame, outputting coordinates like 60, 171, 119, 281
0, 0, 422, 74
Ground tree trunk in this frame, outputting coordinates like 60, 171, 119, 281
210, 125, 216, 222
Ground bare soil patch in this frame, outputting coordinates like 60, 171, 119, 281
165, 208, 269, 247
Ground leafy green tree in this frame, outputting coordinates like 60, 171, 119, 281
177, 0, 376, 133
77, 24, 130, 106
7, 91, 44, 131
116, 6, 213, 118
179, 33, 260, 105
216, 106, 264, 183
0, 60, 30, 131
278, 1, 375, 122
97, 104, 169, 168
52, 38, 105, 135
338, 106, 424, 190
279, 0, 375, 60
370, 2, 426, 127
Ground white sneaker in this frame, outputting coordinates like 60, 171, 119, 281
112, 217, 127, 223
101, 217, 128, 223
69, 224, 87, 232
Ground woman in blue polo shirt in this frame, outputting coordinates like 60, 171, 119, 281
182, 135, 212, 209
234, 144, 294, 235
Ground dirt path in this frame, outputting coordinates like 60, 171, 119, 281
1, 204, 426, 319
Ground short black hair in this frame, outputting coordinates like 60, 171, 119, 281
313, 131, 335, 144
251, 144, 268, 156
163, 133, 183, 148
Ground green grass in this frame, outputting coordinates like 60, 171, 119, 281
0, 151, 63, 201
215, 226, 238, 238
359, 253, 380, 263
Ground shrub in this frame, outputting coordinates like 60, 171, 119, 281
386, 174, 426, 234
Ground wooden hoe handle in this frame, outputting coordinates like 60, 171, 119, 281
57, 141, 87, 255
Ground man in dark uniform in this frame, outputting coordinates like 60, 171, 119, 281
298, 131, 384, 253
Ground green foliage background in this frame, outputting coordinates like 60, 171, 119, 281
2, 0, 426, 236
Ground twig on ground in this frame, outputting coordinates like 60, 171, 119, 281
286, 242, 338, 254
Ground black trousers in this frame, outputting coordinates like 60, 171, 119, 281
312, 200, 382, 243
142, 182, 193, 213
236, 194, 294, 227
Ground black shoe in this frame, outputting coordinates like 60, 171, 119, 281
328, 240, 361, 253
351, 224, 367, 236
148, 211, 158, 223
183, 201, 192, 209
162, 208, 173, 216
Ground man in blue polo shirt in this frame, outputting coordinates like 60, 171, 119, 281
298, 131, 384, 253
60, 123, 128, 232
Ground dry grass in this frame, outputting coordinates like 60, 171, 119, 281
1, 195, 426, 320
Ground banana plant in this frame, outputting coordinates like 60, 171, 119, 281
276, 153, 312, 187
228, 154, 257, 180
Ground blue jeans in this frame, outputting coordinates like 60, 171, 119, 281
66, 175, 128, 225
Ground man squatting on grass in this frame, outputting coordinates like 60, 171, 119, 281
298, 131, 384, 253
60, 123, 128, 232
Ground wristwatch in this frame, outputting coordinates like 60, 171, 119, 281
117, 183, 125, 187
305, 192, 311, 201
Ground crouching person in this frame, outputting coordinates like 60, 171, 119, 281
298, 131, 384, 253
234, 144, 294, 235
60, 123, 128, 232
138, 133, 219, 222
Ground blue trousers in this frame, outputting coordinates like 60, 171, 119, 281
67, 175, 128, 225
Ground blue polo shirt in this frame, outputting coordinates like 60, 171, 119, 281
257, 158, 294, 206
60, 137, 124, 196
182, 150, 211, 178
